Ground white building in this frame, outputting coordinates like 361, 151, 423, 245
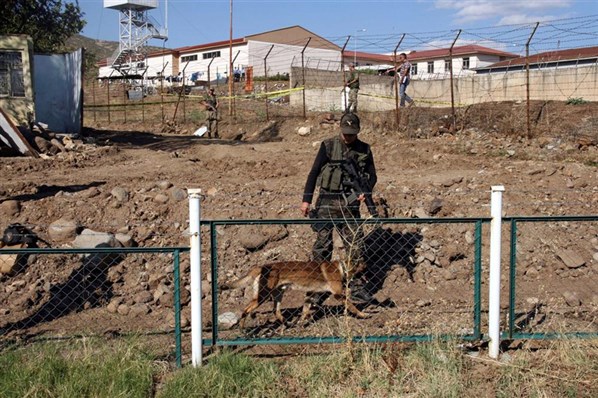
344, 45, 518, 80
98, 25, 341, 83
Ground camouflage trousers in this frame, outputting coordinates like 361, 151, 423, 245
348, 88, 359, 112
206, 110, 219, 138
311, 195, 364, 264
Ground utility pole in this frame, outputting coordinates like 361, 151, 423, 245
228, 0, 233, 116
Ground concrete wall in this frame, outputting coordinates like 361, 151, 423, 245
0, 35, 35, 125
291, 63, 598, 111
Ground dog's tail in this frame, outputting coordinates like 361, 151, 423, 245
219, 267, 260, 291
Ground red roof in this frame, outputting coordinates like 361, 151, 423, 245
176, 38, 246, 54
482, 46, 598, 68
343, 44, 518, 64
407, 45, 517, 61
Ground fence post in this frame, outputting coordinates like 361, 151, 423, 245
526, 22, 540, 138
340, 36, 351, 112
393, 34, 405, 127
449, 29, 462, 132
301, 37, 312, 119
264, 45, 274, 121
488, 185, 505, 359
232, 50, 240, 119
188, 188, 203, 367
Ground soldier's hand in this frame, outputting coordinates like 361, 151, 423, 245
357, 194, 366, 202
300, 202, 310, 217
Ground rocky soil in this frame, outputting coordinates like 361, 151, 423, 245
0, 101, 597, 343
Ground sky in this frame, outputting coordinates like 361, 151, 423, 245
78, 0, 597, 52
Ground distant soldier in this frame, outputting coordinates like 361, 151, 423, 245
346, 64, 360, 112
203, 88, 219, 138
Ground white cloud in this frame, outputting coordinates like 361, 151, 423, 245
434, 0, 573, 24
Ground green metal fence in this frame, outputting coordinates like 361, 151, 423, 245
201, 217, 488, 350
0, 247, 188, 367
505, 216, 598, 340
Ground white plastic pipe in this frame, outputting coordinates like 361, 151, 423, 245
488, 185, 504, 359
188, 188, 202, 367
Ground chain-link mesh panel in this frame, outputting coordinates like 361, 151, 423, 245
0, 248, 187, 366
507, 218, 598, 338
202, 219, 484, 351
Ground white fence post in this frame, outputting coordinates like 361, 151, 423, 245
188, 188, 202, 367
488, 185, 505, 359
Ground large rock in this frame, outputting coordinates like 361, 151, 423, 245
73, 228, 118, 248
48, 218, 79, 242
557, 249, 585, 269
170, 187, 187, 202
218, 312, 239, 329
111, 187, 129, 202
0, 200, 20, 217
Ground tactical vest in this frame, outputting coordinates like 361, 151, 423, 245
317, 137, 370, 192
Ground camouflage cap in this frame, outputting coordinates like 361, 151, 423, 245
340, 112, 360, 135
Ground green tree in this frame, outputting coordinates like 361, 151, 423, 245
0, 0, 86, 53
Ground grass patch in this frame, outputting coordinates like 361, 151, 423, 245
0, 338, 155, 398
159, 350, 281, 398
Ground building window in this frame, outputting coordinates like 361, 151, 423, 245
181, 54, 198, 63
202, 51, 221, 60
463, 57, 470, 69
444, 59, 451, 72
412, 63, 418, 75
427, 61, 434, 74
0, 51, 25, 97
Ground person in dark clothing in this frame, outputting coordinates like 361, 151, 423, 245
301, 112, 377, 302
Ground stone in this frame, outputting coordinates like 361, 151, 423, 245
107, 298, 123, 313
428, 198, 443, 215
117, 304, 130, 315
111, 187, 129, 202
115, 233, 134, 247
48, 218, 79, 242
83, 187, 100, 198
34, 136, 52, 152
218, 312, 239, 329
154, 193, 169, 203
464, 230, 474, 245
593, 252, 598, 262
130, 303, 151, 317
73, 228, 118, 248
297, 126, 311, 136
158, 180, 173, 190
0, 200, 20, 217
170, 187, 187, 202
413, 208, 429, 219
134, 291, 153, 304
562, 291, 581, 307
556, 249, 585, 269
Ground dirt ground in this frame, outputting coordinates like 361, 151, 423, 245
1, 101, 597, 363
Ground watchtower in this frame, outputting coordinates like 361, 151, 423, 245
104, 0, 167, 76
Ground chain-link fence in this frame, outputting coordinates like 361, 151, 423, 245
201, 217, 487, 351
0, 247, 188, 367
85, 15, 598, 134
505, 216, 598, 339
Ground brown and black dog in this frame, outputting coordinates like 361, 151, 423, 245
220, 260, 368, 329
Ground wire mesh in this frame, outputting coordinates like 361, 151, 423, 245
507, 218, 598, 338
0, 248, 187, 366
201, 218, 486, 350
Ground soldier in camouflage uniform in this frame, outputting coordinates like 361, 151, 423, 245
346, 64, 360, 112
301, 112, 377, 302
203, 88, 219, 138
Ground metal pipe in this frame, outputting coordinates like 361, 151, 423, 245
449, 29, 462, 133
188, 188, 203, 367
264, 45, 274, 121
340, 36, 351, 111
393, 34, 405, 127
301, 37, 312, 119
526, 22, 539, 138
488, 185, 505, 359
